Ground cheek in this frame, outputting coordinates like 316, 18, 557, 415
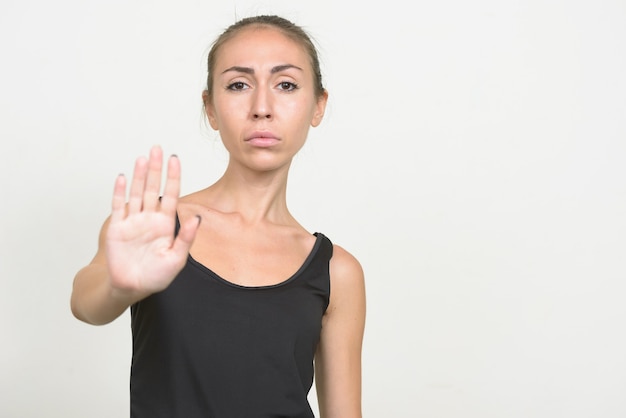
283, 98, 317, 125
213, 98, 244, 125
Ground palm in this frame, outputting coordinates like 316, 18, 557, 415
106, 146, 197, 295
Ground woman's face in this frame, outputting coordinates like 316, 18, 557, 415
205, 26, 327, 173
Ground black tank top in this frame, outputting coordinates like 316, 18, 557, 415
129, 232, 332, 418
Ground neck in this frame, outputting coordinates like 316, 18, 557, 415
203, 162, 293, 225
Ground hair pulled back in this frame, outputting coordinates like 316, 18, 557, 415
204, 15, 325, 101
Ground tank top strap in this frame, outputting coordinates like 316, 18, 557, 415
174, 212, 181, 237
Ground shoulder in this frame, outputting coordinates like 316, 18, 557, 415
329, 244, 363, 282
176, 193, 211, 222
327, 242, 365, 312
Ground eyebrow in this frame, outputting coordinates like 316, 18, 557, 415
221, 64, 303, 75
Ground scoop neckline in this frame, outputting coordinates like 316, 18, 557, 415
186, 232, 324, 290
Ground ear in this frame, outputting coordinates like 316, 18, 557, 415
202, 90, 219, 130
310, 90, 328, 127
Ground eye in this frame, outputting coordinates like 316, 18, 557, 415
226, 81, 249, 91
277, 81, 298, 92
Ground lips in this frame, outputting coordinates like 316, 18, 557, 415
245, 131, 280, 147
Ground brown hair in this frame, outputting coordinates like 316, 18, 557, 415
204, 15, 325, 101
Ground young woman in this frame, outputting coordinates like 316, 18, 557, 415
71, 15, 366, 418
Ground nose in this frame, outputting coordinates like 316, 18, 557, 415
251, 86, 272, 120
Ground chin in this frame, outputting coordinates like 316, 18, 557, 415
235, 153, 292, 173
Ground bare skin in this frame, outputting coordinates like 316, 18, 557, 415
71, 26, 366, 418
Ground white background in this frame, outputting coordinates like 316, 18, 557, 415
1, 0, 625, 417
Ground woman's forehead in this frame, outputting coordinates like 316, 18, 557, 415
214, 26, 310, 70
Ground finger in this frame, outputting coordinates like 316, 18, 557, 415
160, 154, 181, 217
143, 145, 163, 212
111, 174, 127, 222
127, 156, 148, 214
171, 214, 201, 257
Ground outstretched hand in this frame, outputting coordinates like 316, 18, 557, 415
105, 146, 200, 298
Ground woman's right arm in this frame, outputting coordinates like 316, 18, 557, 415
70, 146, 200, 325
71, 216, 139, 325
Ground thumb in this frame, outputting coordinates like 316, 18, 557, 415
171, 215, 202, 257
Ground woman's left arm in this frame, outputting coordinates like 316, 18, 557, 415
315, 244, 367, 418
